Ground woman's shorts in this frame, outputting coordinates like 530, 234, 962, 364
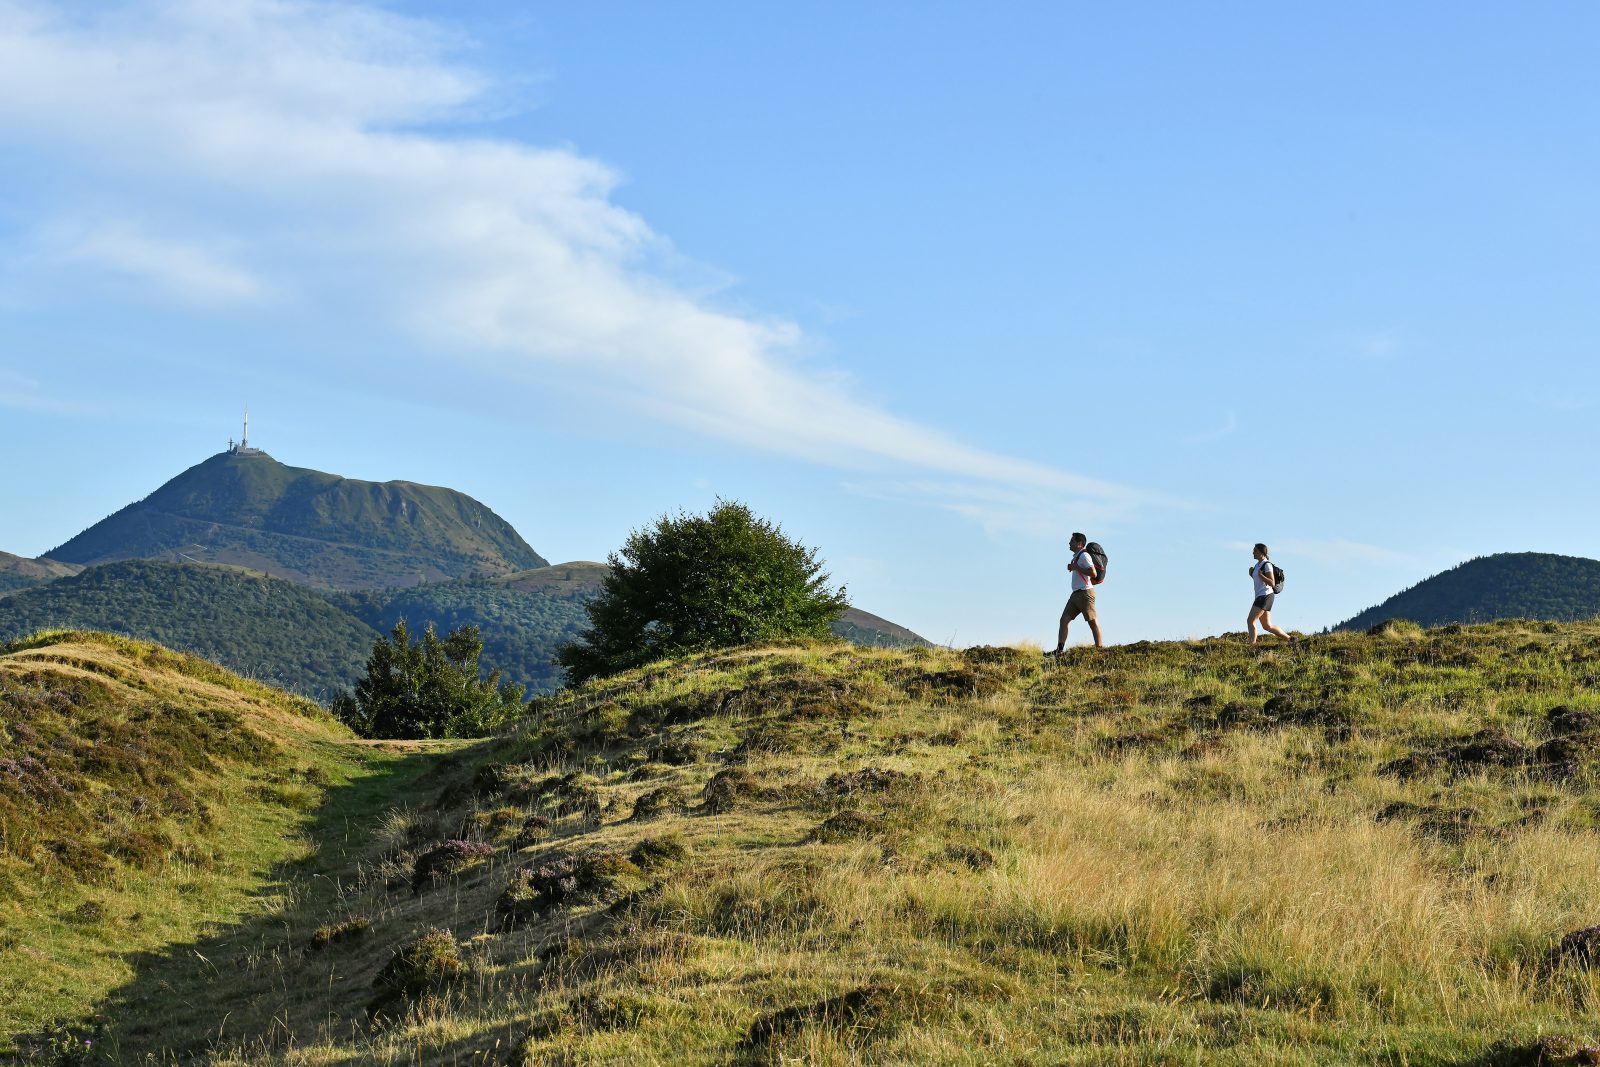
1251, 594, 1275, 612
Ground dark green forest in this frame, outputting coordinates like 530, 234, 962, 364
1336, 552, 1600, 631
0, 560, 379, 699
333, 579, 590, 694
0, 562, 928, 702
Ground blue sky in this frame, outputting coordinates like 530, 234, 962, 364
2, 1, 1598, 645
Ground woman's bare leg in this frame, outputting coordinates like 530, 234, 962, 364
1247, 607, 1263, 644
1260, 610, 1292, 641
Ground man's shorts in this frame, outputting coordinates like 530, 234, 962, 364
1252, 593, 1275, 612
1062, 588, 1097, 623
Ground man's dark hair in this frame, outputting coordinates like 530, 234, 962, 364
1070, 532, 1087, 545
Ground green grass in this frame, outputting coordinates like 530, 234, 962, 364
0, 631, 457, 1056
11, 622, 1600, 1063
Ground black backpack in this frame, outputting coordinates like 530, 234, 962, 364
1081, 542, 1108, 583
1263, 560, 1285, 595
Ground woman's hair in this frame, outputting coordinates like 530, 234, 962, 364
1254, 543, 1269, 558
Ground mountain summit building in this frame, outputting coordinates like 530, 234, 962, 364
228, 410, 265, 457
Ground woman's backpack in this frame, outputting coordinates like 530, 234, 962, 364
1270, 562, 1286, 595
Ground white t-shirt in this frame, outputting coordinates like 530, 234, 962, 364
1252, 559, 1276, 598
1071, 550, 1095, 592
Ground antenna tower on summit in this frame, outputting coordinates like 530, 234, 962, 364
228, 407, 264, 456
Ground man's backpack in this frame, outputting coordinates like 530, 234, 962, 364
1083, 542, 1109, 584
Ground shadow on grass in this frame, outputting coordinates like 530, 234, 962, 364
16, 739, 514, 1065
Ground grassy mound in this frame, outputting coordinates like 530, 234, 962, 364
18, 622, 1600, 1063
0, 631, 397, 1054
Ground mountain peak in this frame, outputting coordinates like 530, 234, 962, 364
49, 451, 547, 590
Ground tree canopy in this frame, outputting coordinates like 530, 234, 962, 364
557, 501, 849, 683
333, 620, 524, 739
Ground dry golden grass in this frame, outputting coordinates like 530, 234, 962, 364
12, 624, 1600, 1064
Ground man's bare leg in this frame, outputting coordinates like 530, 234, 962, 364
1087, 618, 1104, 648
1055, 614, 1071, 654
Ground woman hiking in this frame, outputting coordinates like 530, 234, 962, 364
1247, 543, 1293, 646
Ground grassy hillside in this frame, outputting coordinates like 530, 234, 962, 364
0, 551, 80, 594
46, 620, 1600, 1064
49, 450, 547, 590
0, 631, 437, 1055
0, 560, 381, 700
1339, 552, 1600, 631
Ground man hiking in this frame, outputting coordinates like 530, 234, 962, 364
1054, 532, 1104, 651
1247, 542, 1294, 645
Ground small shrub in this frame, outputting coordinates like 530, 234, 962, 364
513, 814, 553, 848
67, 900, 108, 926
464, 806, 524, 838
370, 929, 463, 1011
822, 766, 914, 799
630, 833, 689, 871
631, 786, 687, 821
1551, 925, 1600, 970
495, 847, 636, 926
309, 915, 371, 951
411, 839, 496, 893
746, 982, 936, 1053
807, 810, 884, 843
1481, 1035, 1600, 1066
942, 843, 997, 871
529, 773, 604, 823
647, 736, 703, 765
701, 769, 760, 814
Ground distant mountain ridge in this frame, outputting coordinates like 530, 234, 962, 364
0, 557, 928, 699
1335, 552, 1600, 631
48, 450, 546, 590
0, 551, 80, 594
5, 450, 929, 697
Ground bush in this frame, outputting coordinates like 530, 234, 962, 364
557, 501, 849, 683
333, 621, 525, 739
370, 929, 463, 1011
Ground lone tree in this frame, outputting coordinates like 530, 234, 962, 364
557, 500, 849, 683
333, 620, 524, 739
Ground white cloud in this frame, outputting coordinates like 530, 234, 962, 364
0, 0, 1159, 520
42, 220, 269, 306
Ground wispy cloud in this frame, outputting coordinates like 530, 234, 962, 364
1182, 410, 1237, 445
41, 220, 270, 307
0, 0, 1165, 523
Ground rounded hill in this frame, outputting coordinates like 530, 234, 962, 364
1335, 551, 1600, 631
48, 451, 547, 590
